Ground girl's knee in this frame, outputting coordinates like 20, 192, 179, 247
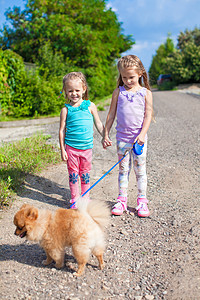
80, 172, 90, 184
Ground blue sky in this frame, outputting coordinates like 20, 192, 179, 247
1, 0, 200, 71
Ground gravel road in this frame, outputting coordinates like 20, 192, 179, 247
0, 90, 199, 300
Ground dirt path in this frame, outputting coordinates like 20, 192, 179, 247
0, 90, 199, 300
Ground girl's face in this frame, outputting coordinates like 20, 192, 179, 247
120, 67, 141, 89
65, 79, 86, 104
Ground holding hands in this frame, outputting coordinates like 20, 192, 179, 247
102, 135, 112, 149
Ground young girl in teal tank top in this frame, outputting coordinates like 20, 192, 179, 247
59, 72, 104, 208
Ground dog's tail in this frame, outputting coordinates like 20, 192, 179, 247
77, 198, 110, 229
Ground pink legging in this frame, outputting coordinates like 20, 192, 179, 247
65, 145, 92, 201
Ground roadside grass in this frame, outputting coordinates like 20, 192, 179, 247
0, 134, 60, 209
0, 112, 59, 123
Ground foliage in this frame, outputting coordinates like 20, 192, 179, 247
177, 27, 200, 49
0, 47, 116, 118
0, 134, 60, 208
0, 49, 27, 115
0, 0, 134, 100
36, 41, 74, 80
157, 81, 176, 91
148, 35, 175, 85
165, 40, 200, 83
0, 48, 64, 117
149, 27, 200, 87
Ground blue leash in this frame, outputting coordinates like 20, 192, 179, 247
69, 147, 133, 208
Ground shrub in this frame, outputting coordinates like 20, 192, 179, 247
0, 49, 27, 115
0, 49, 64, 118
157, 81, 177, 91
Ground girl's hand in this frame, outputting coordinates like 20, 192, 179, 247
102, 136, 112, 149
134, 134, 145, 145
61, 150, 68, 161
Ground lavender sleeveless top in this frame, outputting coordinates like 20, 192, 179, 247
116, 86, 147, 143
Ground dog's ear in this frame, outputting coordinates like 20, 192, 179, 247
24, 207, 38, 220
20, 204, 31, 210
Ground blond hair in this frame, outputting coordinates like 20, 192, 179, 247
117, 55, 151, 90
61, 72, 89, 101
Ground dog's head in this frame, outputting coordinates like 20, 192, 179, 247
14, 204, 38, 238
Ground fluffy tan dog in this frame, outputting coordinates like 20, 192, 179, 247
14, 200, 110, 276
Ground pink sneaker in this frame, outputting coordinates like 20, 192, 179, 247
112, 196, 127, 215
69, 199, 77, 209
136, 197, 150, 217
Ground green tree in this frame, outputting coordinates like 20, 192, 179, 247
165, 28, 200, 84
165, 40, 200, 83
149, 27, 200, 86
149, 35, 175, 84
0, 0, 133, 99
177, 27, 200, 49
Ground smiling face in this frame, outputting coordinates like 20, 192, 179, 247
65, 79, 86, 105
120, 67, 141, 90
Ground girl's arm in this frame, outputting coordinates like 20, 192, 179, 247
90, 102, 104, 136
103, 88, 119, 148
135, 89, 153, 145
59, 107, 68, 161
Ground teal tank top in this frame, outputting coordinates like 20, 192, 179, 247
65, 100, 93, 150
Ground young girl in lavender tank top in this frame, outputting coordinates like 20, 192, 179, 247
103, 55, 153, 217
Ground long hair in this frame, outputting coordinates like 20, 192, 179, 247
61, 72, 89, 102
117, 55, 151, 90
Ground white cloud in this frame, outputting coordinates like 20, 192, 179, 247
130, 40, 160, 53
109, 0, 200, 29
106, 2, 118, 12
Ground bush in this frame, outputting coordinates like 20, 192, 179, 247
0, 49, 27, 115
157, 81, 177, 91
0, 49, 65, 118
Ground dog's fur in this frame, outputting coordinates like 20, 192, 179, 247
13, 200, 110, 276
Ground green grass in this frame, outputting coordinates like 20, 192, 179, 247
0, 134, 60, 208
0, 112, 59, 123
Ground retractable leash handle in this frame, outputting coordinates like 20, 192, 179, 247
69, 147, 133, 208
133, 141, 144, 155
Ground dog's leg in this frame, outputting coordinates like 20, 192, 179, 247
72, 245, 90, 276
96, 253, 105, 270
42, 252, 53, 266
54, 250, 65, 269
43, 249, 65, 268
92, 248, 105, 270
55, 258, 64, 268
